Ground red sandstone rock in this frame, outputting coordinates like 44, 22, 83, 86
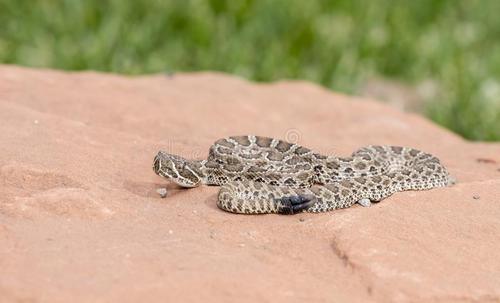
0, 65, 499, 303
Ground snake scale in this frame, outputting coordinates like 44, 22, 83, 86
153, 135, 454, 215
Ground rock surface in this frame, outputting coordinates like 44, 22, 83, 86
0, 65, 499, 303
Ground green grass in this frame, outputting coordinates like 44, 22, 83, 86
1, 0, 499, 140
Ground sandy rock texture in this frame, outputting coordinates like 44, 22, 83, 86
0, 65, 499, 303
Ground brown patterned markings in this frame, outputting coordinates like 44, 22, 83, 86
253, 182, 263, 190
243, 174, 255, 181
310, 186, 322, 195
372, 176, 382, 183
294, 146, 311, 155
409, 149, 420, 157
253, 159, 269, 167
289, 181, 301, 188
341, 189, 350, 196
313, 153, 328, 160
188, 162, 204, 177
275, 140, 293, 152
322, 190, 332, 199
254, 177, 265, 183
313, 165, 324, 173
339, 157, 354, 162
230, 136, 251, 146
326, 184, 339, 193
326, 160, 340, 170
207, 146, 217, 159
269, 180, 279, 186
295, 163, 312, 171
296, 171, 311, 181
418, 153, 431, 160
284, 178, 296, 186
355, 177, 366, 184
340, 180, 353, 188
255, 136, 273, 147
247, 165, 266, 173
267, 172, 282, 181
223, 163, 245, 172
162, 167, 178, 178
179, 167, 199, 182
217, 146, 233, 155
360, 154, 372, 161
354, 161, 367, 170
224, 157, 241, 165
391, 146, 403, 154
285, 156, 303, 165
204, 160, 220, 169
382, 179, 391, 186
266, 150, 284, 161
215, 138, 235, 149
374, 146, 385, 152
401, 170, 411, 176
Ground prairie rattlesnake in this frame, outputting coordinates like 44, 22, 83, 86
153, 135, 453, 214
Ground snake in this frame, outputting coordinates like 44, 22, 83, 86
153, 135, 454, 215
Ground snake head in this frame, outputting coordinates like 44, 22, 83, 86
153, 151, 203, 187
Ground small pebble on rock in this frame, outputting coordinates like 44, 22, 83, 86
473, 195, 480, 200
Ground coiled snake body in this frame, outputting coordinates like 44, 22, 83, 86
153, 135, 453, 215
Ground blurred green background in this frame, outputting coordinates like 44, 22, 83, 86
1, 0, 499, 141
